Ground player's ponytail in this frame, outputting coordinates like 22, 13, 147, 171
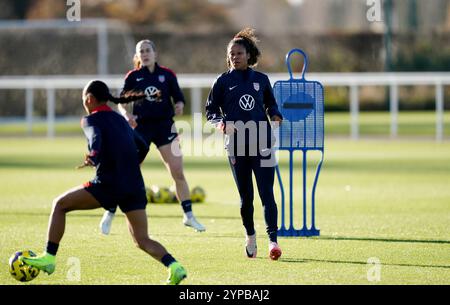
84, 80, 146, 104
108, 91, 147, 104
227, 27, 261, 68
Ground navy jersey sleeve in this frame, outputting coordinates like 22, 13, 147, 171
81, 116, 102, 165
133, 130, 149, 164
263, 75, 283, 119
168, 73, 185, 104
205, 78, 225, 125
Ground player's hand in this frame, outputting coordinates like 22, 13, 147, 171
174, 102, 184, 116
76, 153, 95, 169
271, 115, 282, 123
126, 113, 138, 129
270, 115, 282, 129
84, 154, 95, 167
218, 122, 236, 134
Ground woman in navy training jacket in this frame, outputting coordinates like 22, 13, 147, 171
206, 28, 283, 260
99, 39, 205, 234
20, 80, 187, 285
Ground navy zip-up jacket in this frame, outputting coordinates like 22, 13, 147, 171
120, 63, 185, 121
206, 68, 282, 153
81, 105, 149, 193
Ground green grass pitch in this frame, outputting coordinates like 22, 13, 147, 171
0, 137, 449, 285
1, 111, 449, 138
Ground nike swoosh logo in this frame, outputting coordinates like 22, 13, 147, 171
229, 85, 238, 91
168, 135, 176, 141
136, 78, 144, 82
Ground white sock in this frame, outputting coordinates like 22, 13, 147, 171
185, 211, 193, 219
247, 233, 256, 242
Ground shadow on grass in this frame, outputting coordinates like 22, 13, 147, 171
0, 211, 240, 221
0, 159, 230, 170
3, 212, 448, 245
278, 257, 450, 269
315, 235, 450, 245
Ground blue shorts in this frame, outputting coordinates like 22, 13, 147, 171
135, 119, 178, 148
84, 181, 147, 213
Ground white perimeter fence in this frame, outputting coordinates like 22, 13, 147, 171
0, 72, 449, 141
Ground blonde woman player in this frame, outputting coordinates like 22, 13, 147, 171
99, 39, 205, 234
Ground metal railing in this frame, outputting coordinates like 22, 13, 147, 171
0, 72, 448, 140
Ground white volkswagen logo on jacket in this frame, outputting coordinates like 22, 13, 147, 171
239, 94, 255, 111
145, 86, 159, 102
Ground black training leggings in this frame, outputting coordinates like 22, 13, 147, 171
228, 153, 278, 243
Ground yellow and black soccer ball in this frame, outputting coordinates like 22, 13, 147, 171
149, 185, 163, 203
150, 185, 172, 203
167, 185, 178, 203
145, 186, 155, 203
159, 186, 174, 203
191, 186, 206, 203
9, 250, 40, 282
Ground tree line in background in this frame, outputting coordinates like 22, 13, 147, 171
0, 0, 449, 73
0, 0, 230, 31
0, 0, 448, 115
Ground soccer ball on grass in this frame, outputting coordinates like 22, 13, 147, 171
9, 250, 40, 282
191, 186, 206, 203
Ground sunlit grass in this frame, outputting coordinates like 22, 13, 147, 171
0, 137, 449, 284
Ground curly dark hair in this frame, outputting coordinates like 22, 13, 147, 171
227, 28, 261, 69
